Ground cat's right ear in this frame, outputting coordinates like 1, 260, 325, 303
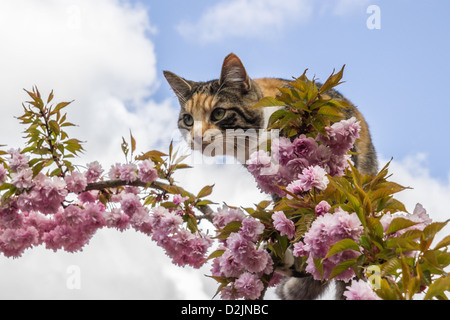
163, 71, 194, 104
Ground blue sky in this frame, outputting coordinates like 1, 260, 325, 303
141, 0, 450, 181
0, 0, 449, 300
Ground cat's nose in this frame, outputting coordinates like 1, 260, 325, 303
202, 129, 222, 142
191, 121, 222, 143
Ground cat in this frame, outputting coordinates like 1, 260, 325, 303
164, 53, 378, 300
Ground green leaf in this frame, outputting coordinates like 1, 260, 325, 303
205, 249, 225, 261
268, 109, 288, 127
380, 257, 401, 276
47, 90, 54, 104
434, 235, 450, 250
317, 105, 344, 122
184, 215, 198, 233
386, 237, 420, 252
197, 185, 214, 199
52, 101, 73, 114
424, 275, 450, 300
319, 65, 345, 94
195, 199, 216, 207
251, 97, 285, 109
325, 238, 361, 259
423, 220, 449, 242
130, 131, 136, 154
48, 120, 60, 135
376, 278, 402, 300
313, 257, 324, 280
135, 150, 168, 162
215, 221, 242, 240
329, 259, 357, 280
386, 217, 418, 235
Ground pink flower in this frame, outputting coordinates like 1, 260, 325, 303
108, 163, 122, 179
120, 193, 142, 217
103, 208, 130, 231
317, 117, 360, 156
0, 226, 39, 258
11, 168, 33, 190
85, 161, 103, 183
78, 190, 98, 203
32, 174, 68, 214
380, 203, 432, 236
298, 165, 329, 191
0, 201, 22, 229
138, 159, 158, 183
242, 248, 272, 273
65, 171, 87, 194
214, 249, 244, 278
286, 179, 304, 199
315, 200, 331, 216
246, 150, 272, 172
343, 279, 380, 300
272, 211, 295, 239
271, 137, 295, 165
119, 163, 138, 183
234, 272, 264, 300
220, 285, 239, 300
173, 194, 189, 206
0, 164, 7, 184
130, 207, 152, 235
7, 149, 29, 172
150, 207, 183, 242
60, 205, 86, 226
293, 241, 309, 257
213, 206, 245, 229
83, 202, 106, 229
240, 217, 264, 242
296, 208, 363, 282
226, 232, 254, 261
292, 135, 318, 159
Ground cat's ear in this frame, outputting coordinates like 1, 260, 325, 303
219, 53, 251, 92
163, 71, 195, 104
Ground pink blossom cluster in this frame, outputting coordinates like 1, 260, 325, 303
150, 206, 212, 268
293, 207, 364, 282
211, 206, 282, 299
272, 211, 295, 239
246, 117, 360, 196
380, 203, 432, 236
343, 279, 381, 300
0, 151, 212, 268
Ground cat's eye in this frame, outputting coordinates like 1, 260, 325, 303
183, 114, 194, 127
211, 108, 226, 121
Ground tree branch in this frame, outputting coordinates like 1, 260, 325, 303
84, 179, 167, 192
84, 179, 216, 222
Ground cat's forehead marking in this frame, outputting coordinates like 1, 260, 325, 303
185, 92, 217, 118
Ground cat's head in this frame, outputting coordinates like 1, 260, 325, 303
163, 53, 265, 162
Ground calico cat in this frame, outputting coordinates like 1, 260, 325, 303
164, 53, 378, 300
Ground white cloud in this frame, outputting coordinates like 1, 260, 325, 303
0, 0, 182, 299
331, 0, 372, 16
176, 0, 376, 44
0, 0, 175, 167
380, 154, 450, 242
176, 0, 314, 44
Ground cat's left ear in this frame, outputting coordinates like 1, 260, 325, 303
219, 53, 252, 92
163, 71, 195, 104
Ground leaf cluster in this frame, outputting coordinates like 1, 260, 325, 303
17, 87, 83, 177
252, 66, 351, 137
315, 162, 450, 300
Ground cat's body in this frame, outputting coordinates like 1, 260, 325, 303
164, 53, 378, 300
